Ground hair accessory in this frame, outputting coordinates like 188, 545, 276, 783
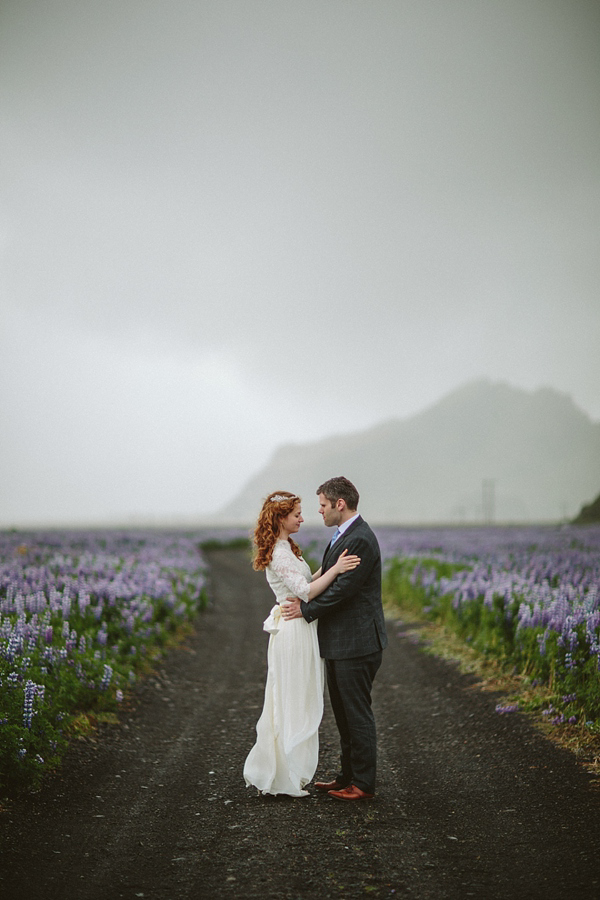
270, 494, 297, 503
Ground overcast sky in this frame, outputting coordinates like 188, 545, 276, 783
1, 0, 599, 526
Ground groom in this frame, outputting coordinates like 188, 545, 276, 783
281, 476, 387, 800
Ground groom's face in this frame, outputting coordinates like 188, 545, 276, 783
318, 493, 342, 527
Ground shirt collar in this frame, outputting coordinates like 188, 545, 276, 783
337, 513, 360, 536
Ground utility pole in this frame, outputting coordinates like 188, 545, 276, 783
482, 478, 495, 524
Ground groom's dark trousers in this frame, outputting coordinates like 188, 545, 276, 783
326, 650, 382, 791
300, 516, 387, 794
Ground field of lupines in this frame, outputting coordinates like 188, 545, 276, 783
375, 524, 600, 728
0, 529, 208, 791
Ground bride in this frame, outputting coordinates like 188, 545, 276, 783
243, 491, 360, 797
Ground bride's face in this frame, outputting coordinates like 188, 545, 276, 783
281, 503, 303, 536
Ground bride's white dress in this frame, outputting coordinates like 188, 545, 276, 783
243, 539, 324, 797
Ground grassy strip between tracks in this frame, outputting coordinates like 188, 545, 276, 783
382, 558, 600, 781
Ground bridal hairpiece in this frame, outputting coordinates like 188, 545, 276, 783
270, 494, 297, 503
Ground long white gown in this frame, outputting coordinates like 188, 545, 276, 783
243, 539, 324, 797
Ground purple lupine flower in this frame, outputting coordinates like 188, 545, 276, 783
78, 590, 90, 614
23, 679, 36, 728
5, 633, 21, 662
100, 664, 113, 690
537, 631, 548, 657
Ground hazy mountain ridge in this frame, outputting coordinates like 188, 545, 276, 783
217, 380, 600, 524
573, 492, 600, 525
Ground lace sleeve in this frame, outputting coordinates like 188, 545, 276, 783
269, 544, 311, 602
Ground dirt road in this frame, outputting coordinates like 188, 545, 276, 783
1, 549, 599, 899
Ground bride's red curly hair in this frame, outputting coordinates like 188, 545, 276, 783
252, 491, 303, 570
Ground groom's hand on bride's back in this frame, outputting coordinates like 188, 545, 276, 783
281, 597, 303, 620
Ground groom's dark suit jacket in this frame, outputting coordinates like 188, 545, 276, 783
300, 516, 388, 660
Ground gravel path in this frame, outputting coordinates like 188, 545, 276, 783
1, 548, 599, 899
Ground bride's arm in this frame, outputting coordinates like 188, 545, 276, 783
270, 547, 359, 601
306, 550, 359, 599
311, 567, 322, 581
281, 550, 361, 619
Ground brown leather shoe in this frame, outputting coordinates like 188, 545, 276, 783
328, 784, 374, 801
314, 779, 349, 793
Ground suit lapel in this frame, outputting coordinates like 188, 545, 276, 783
322, 516, 363, 569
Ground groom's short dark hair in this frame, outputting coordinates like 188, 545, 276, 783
316, 476, 359, 511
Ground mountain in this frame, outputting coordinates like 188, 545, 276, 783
216, 380, 600, 524
572, 492, 600, 525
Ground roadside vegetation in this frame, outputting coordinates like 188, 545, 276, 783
381, 526, 600, 774
0, 530, 207, 793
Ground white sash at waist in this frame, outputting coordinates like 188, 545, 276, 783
263, 603, 282, 635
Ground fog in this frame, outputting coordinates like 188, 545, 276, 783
1, 0, 599, 526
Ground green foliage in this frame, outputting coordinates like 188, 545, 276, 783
199, 537, 251, 551
298, 541, 321, 575
383, 558, 428, 615
430, 592, 522, 663
383, 557, 467, 615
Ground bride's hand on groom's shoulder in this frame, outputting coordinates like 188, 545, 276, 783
335, 548, 361, 574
